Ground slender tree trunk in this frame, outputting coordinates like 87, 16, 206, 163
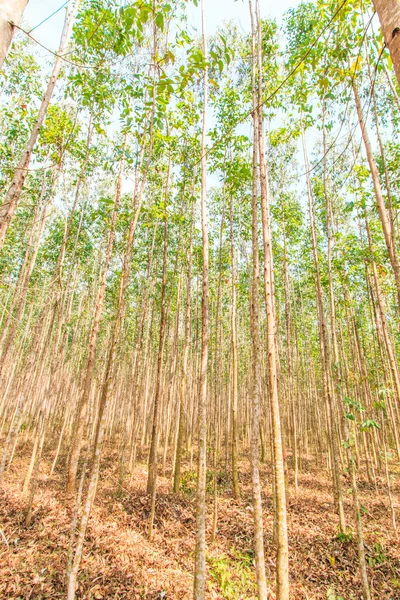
301, 125, 346, 534
249, 8, 269, 600
147, 161, 171, 498
365, 44, 399, 255
193, 1, 209, 596
173, 203, 194, 493
352, 80, 400, 308
0, 0, 81, 249
248, 3, 268, 597
345, 428, 371, 600
230, 194, 240, 499
66, 44, 157, 599
67, 153, 124, 494
256, 3, 289, 597
283, 236, 297, 495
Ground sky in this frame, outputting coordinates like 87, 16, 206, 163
23, 0, 300, 54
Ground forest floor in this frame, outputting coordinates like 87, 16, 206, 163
0, 444, 399, 599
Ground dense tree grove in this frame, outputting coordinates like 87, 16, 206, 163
0, 0, 399, 598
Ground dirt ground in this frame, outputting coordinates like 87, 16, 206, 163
0, 446, 399, 599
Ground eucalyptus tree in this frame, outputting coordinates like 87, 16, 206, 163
372, 0, 400, 86
245, 5, 269, 596
208, 76, 249, 499
172, 96, 199, 494
0, 0, 29, 67
1, 1, 400, 598
66, 1, 193, 596
254, 3, 289, 595
282, 3, 399, 595
193, 1, 209, 597
146, 146, 171, 506
267, 128, 304, 494
64, 0, 156, 494
0, 0, 81, 249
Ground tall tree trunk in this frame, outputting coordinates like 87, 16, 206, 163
256, 3, 289, 598
352, 80, 400, 308
365, 42, 399, 256
66, 24, 158, 595
173, 203, 194, 493
372, 0, 400, 87
147, 216, 168, 535
147, 187, 170, 498
0, 0, 29, 68
0, 0, 81, 249
301, 125, 347, 534
193, 1, 209, 596
283, 235, 297, 494
67, 153, 124, 494
248, 5, 268, 597
211, 197, 226, 541
230, 194, 240, 499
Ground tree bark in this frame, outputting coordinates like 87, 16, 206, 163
230, 194, 240, 499
352, 80, 400, 308
147, 194, 169, 497
248, 4, 269, 597
193, 1, 209, 596
0, 0, 81, 249
173, 203, 194, 493
372, 0, 400, 87
301, 124, 347, 534
67, 153, 124, 494
256, 2, 289, 597
0, 0, 29, 68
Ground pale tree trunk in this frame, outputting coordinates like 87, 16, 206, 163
0, 170, 55, 376
0, 0, 29, 68
210, 201, 226, 541
364, 216, 400, 409
173, 203, 194, 493
147, 160, 171, 498
372, 0, 400, 87
66, 32, 158, 599
365, 42, 399, 256
211, 200, 226, 540
301, 125, 347, 534
67, 153, 124, 494
229, 195, 240, 499
283, 236, 298, 494
256, 2, 289, 598
322, 106, 352, 508
0, 0, 81, 249
344, 423, 371, 600
127, 228, 157, 479
352, 81, 400, 308
193, 0, 209, 596
248, 3, 268, 597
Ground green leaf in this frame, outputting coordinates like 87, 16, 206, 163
155, 12, 164, 31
